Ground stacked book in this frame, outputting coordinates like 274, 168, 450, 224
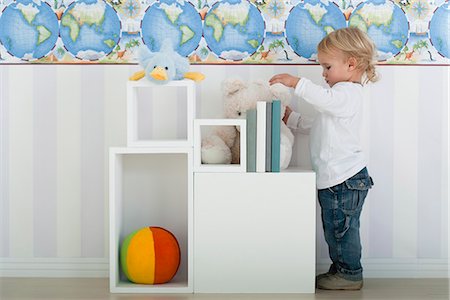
246, 100, 282, 173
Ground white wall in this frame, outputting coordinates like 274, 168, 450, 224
0, 64, 448, 278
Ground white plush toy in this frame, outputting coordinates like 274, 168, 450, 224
201, 78, 295, 169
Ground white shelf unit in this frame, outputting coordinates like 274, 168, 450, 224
111, 79, 317, 294
194, 171, 316, 293
127, 79, 195, 147
109, 147, 193, 293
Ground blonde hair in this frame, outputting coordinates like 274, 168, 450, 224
317, 27, 378, 84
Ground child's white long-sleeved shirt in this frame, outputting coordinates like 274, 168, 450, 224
287, 77, 367, 189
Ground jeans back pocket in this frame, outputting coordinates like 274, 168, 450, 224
342, 176, 373, 214
344, 177, 373, 191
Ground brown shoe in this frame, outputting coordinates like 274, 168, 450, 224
315, 272, 331, 288
316, 272, 329, 281
315, 265, 337, 283
315, 272, 333, 282
316, 274, 363, 290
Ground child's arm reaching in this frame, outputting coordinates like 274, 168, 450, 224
269, 73, 300, 88
270, 74, 360, 118
270, 75, 313, 133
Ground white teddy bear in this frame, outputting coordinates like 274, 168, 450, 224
201, 78, 295, 169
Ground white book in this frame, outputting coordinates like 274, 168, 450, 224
256, 101, 266, 172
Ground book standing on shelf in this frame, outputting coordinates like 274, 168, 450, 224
256, 101, 266, 172
265, 102, 272, 172
271, 100, 281, 173
246, 109, 257, 172
250, 100, 282, 173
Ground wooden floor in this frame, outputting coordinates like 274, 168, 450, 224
0, 278, 448, 300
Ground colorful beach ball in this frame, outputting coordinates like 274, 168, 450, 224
120, 226, 181, 284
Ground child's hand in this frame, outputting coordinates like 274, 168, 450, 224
282, 106, 292, 124
269, 74, 300, 88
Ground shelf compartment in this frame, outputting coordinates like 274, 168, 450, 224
194, 119, 246, 173
127, 80, 195, 148
109, 147, 193, 293
194, 172, 316, 293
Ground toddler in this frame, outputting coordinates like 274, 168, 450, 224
269, 27, 377, 290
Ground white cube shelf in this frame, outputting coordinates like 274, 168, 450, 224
194, 119, 246, 173
194, 171, 316, 293
127, 80, 196, 147
109, 147, 193, 293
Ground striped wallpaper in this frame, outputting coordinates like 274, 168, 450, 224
0, 64, 448, 277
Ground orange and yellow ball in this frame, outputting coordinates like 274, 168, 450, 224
120, 226, 180, 284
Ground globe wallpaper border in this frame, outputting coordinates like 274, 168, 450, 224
0, 0, 448, 65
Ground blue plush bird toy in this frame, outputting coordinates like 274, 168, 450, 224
129, 39, 204, 84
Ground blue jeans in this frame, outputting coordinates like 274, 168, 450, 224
318, 167, 373, 281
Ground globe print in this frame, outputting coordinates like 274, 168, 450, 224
60, 0, 121, 60
141, 0, 202, 57
285, 0, 346, 60
0, 0, 59, 60
203, 0, 265, 61
429, 1, 449, 59
349, 0, 409, 61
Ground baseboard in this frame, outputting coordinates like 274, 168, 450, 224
1, 258, 448, 278
0, 258, 108, 277
317, 258, 449, 278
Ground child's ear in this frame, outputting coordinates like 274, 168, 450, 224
348, 57, 357, 71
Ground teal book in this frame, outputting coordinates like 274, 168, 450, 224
265, 102, 272, 172
246, 109, 257, 172
271, 100, 281, 172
